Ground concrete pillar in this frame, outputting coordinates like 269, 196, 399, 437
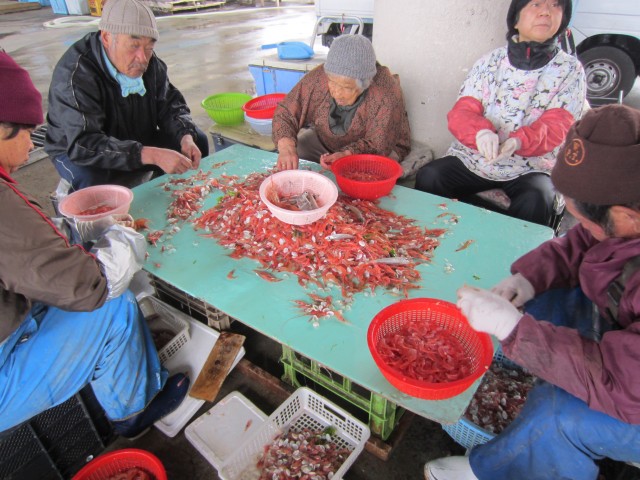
373, 0, 511, 156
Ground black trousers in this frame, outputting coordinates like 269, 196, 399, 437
415, 155, 556, 226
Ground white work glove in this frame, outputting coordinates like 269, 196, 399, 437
75, 214, 135, 242
457, 285, 522, 341
93, 225, 147, 300
75, 216, 116, 242
493, 137, 522, 163
475, 129, 499, 162
491, 273, 535, 308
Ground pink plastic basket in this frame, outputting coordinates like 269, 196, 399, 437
58, 185, 134, 221
259, 170, 338, 225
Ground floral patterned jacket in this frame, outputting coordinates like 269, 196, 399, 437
272, 64, 411, 160
446, 43, 586, 181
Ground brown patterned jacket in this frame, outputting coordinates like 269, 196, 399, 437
272, 64, 411, 160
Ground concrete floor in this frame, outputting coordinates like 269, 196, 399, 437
3, 3, 640, 479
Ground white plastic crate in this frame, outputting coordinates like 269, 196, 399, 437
185, 391, 268, 470
219, 387, 370, 480
139, 295, 190, 365
154, 314, 245, 437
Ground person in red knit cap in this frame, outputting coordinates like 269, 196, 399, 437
0, 51, 189, 439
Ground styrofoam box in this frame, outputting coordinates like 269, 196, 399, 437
154, 314, 245, 437
185, 392, 267, 470
219, 387, 370, 480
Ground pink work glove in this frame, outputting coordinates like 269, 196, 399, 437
475, 129, 499, 162
491, 273, 535, 308
457, 285, 522, 341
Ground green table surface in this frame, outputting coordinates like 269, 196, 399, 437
130, 144, 553, 424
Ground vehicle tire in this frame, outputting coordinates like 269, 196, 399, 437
578, 46, 637, 102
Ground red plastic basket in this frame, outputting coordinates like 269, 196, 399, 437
72, 448, 167, 480
331, 154, 403, 200
367, 298, 493, 400
242, 93, 286, 119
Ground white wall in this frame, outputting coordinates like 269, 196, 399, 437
373, 0, 511, 156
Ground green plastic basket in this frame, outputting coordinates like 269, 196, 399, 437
201, 93, 252, 126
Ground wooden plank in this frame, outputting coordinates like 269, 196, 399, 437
209, 124, 277, 152
0, 1, 41, 14
143, 0, 224, 13
189, 331, 245, 401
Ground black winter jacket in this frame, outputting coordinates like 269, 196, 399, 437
44, 32, 197, 177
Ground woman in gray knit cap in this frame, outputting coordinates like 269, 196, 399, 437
272, 34, 411, 171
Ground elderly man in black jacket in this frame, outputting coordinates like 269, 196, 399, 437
45, 0, 209, 195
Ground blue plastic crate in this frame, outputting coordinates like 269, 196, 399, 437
50, 0, 68, 14
442, 416, 494, 450
442, 348, 524, 450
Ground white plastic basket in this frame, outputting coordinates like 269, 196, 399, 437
244, 113, 273, 136
138, 295, 190, 365
219, 387, 370, 480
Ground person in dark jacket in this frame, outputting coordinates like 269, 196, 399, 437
415, 0, 585, 226
45, 0, 209, 197
425, 105, 640, 480
1, 52, 189, 439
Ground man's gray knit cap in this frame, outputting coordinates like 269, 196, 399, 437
324, 34, 377, 80
99, 0, 159, 41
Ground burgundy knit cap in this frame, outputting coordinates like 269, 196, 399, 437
551, 104, 640, 205
0, 52, 44, 126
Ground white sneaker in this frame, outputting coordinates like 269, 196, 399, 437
424, 456, 479, 480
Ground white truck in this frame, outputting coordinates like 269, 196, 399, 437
313, 0, 373, 48
571, 0, 640, 102
313, 0, 640, 103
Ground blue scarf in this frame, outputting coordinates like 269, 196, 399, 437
102, 47, 146, 98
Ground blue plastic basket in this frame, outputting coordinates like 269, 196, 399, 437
442, 346, 523, 450
442, 416, 494, 450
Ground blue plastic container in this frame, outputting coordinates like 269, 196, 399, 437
50, 0, 68, 14
260, 42, 314, 60
248, 66, 305, 97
